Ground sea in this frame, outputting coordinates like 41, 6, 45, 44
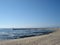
0, 28, 54, 40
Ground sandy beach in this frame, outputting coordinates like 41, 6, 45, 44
0, 28, 60, 45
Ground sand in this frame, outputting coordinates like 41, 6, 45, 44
0, 28, 60, 45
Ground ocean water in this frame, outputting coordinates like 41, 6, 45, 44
0, 29, 54, 40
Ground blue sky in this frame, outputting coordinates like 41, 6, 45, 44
0, 0, 60, 28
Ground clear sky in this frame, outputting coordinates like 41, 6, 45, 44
0, 0, 60, 28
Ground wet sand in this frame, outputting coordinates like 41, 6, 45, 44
0, 28, 60, 45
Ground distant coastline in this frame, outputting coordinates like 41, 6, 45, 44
12, 28, 49, 30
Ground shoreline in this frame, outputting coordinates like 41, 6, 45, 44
0, 28, 60, 45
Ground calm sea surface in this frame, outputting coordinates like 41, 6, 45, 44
0, 29, 53, 40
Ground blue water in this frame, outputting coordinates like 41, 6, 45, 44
0, 29, 54, 40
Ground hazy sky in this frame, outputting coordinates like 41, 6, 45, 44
0, 0, 60, 28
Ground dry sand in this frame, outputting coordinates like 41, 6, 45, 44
0, 28, 60, 45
